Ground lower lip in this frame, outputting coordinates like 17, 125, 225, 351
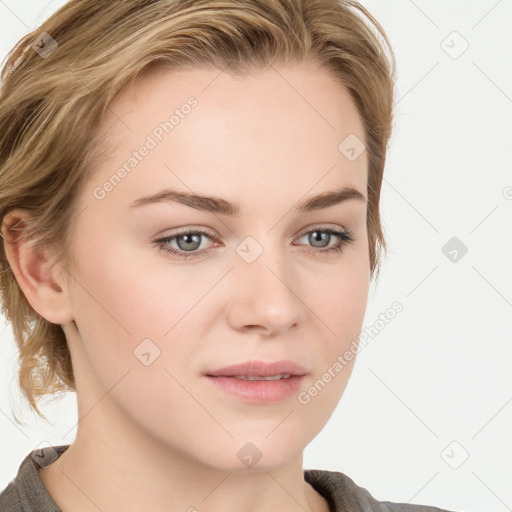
205, 375, 305, 404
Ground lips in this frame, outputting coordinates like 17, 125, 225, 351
204, 360, 308, 404
205, 360, 308, 378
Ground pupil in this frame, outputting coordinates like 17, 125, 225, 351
179, 234, 200, 250
311, 231, 328, 248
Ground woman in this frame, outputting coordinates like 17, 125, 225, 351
0, 0, 456, 510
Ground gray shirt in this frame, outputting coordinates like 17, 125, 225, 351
0, 444, 456, 511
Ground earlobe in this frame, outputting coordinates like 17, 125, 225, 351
1, 208, 74, 325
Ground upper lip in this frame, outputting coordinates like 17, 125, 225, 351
205, 360, 308, 377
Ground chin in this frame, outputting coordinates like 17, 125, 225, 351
201, 436, 304, 473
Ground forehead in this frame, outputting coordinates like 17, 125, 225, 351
84, 61, 367, 213
107, 61, 365, 137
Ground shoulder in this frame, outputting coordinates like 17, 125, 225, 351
0, 480, 22, 511
304, 469, 457, 512
0, 444, 69, 512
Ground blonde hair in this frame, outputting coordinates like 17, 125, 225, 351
0, 0, 396, 420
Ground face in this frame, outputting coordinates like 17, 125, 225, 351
62, 61, 370, 471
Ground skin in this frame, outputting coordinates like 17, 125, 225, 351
3, 60, 370, 512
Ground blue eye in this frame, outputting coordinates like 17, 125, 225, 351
154, 227, 355, 260
297, 228, 355, 255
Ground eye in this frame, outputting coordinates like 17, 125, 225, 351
154, 228, 218, 260
154, 226, 355, 260
295, 227, 355, 256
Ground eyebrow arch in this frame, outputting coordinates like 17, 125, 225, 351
128, 186, 366, 216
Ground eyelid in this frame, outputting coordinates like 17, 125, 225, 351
156, 223, 349, 243
161, 225, 217, 239
154, 223, 355, 261
296, 223, 346, 235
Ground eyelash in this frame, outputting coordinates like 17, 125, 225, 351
154, 226, 355, 260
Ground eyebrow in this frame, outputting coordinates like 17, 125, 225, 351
128, 186, 366, 216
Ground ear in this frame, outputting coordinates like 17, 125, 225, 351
1, 208, 74, 324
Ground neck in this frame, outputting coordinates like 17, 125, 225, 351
39, 396, 328, 512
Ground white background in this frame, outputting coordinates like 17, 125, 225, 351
1, 1, 511, 511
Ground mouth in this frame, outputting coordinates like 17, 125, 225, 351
205, 359, 308, 379
204, 360, 307, 404
225, 373, 293, 381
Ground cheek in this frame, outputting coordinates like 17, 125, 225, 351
67, 237, 213, 387
308, 251, 370, 342
67, 250, 195, 429
66, 241, 156, 377
299, 253, 369, 408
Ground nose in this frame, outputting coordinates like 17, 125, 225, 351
227, 241, 302, 336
